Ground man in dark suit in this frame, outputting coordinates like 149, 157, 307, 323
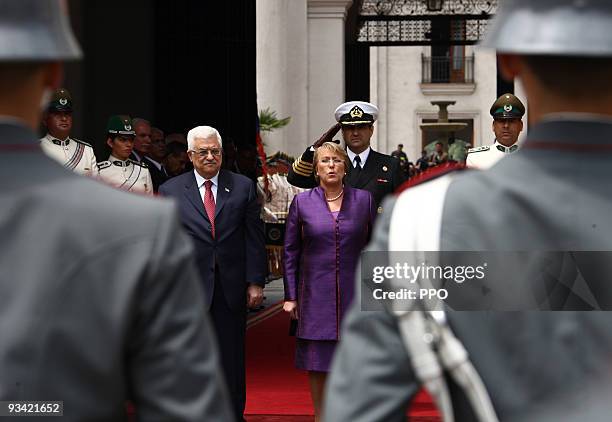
288, 101, 405, 211
129, 117, 152, 163
159, 125, 267, 421
0, 1, 233, 421
143, 126, 169, 192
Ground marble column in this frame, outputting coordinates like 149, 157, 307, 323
256, 0, 308, 158
307, 0, 353, 144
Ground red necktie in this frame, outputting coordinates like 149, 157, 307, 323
204, 180, 216, 238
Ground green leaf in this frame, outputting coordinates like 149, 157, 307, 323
259, 107, 291, 132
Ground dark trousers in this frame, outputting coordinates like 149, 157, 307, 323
210, 276, 246, 422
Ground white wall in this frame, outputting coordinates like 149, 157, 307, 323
257, 1, 508, 161
256, 0, 352, 158
256, 0, 308, 158
307, 0, 353, 147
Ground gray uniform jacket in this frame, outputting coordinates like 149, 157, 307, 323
0, 122, 233, 421
324, 117, 612, 421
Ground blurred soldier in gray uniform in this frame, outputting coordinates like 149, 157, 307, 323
40, 88, 98, 176
325, 1, 612, 421
467, 93, 525, 169
98, 115, 154, 195
0, 1, 233, 421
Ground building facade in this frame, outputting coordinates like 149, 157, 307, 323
256, 0, 527, 161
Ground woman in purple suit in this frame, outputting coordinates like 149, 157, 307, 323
283, 142, 376, 421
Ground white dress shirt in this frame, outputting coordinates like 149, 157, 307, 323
194, 170, 219, 202
346, 147, 371, 168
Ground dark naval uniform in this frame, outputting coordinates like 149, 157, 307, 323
288, 101, 404, 209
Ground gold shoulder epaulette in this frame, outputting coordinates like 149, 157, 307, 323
292, 157, 313, 177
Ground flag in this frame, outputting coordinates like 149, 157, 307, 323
256, 103, 269, 195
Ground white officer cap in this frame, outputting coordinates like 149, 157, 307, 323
334, 101, 379, 125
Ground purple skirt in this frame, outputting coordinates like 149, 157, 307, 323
295, 338, 337, 372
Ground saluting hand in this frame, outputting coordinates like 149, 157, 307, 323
313, 123, 342, 148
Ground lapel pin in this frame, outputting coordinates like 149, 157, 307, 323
225, 187, 230, 192
382, 166, 388, 172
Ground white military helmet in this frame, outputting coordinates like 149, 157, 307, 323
0, 0, 82, 61
482, 0, 612, 57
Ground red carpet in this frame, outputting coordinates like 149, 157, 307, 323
246, 303, 312, 415
245, 305, 440, 420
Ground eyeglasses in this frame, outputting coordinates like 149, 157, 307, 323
320, 157, 344, 165
190, 148, 222, 158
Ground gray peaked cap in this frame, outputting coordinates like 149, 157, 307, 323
481, 0, 612, 57
0, 0, 82, 61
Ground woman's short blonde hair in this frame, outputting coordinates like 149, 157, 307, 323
313, 142, 350, 182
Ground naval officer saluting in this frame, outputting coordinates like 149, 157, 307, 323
288, 101, 405, 211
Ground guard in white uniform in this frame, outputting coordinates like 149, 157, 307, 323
97, 115, 153, 196
40, 88, 98, 176
466, 93, 525, 169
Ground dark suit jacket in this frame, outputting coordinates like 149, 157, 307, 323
287, 146, 405, 207
159, 169, 267, 311
142, 156, 168, 193
0, 123, 232, 421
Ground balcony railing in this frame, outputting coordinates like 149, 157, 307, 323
421, 54, 474, 84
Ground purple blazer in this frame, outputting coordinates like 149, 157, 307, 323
283, 185, 376, 340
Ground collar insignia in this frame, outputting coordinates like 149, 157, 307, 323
496, 144, 519, 153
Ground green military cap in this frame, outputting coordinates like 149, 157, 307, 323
47, 88, 73, 112
490, 93, 525, 119
107, 115, 135, 136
